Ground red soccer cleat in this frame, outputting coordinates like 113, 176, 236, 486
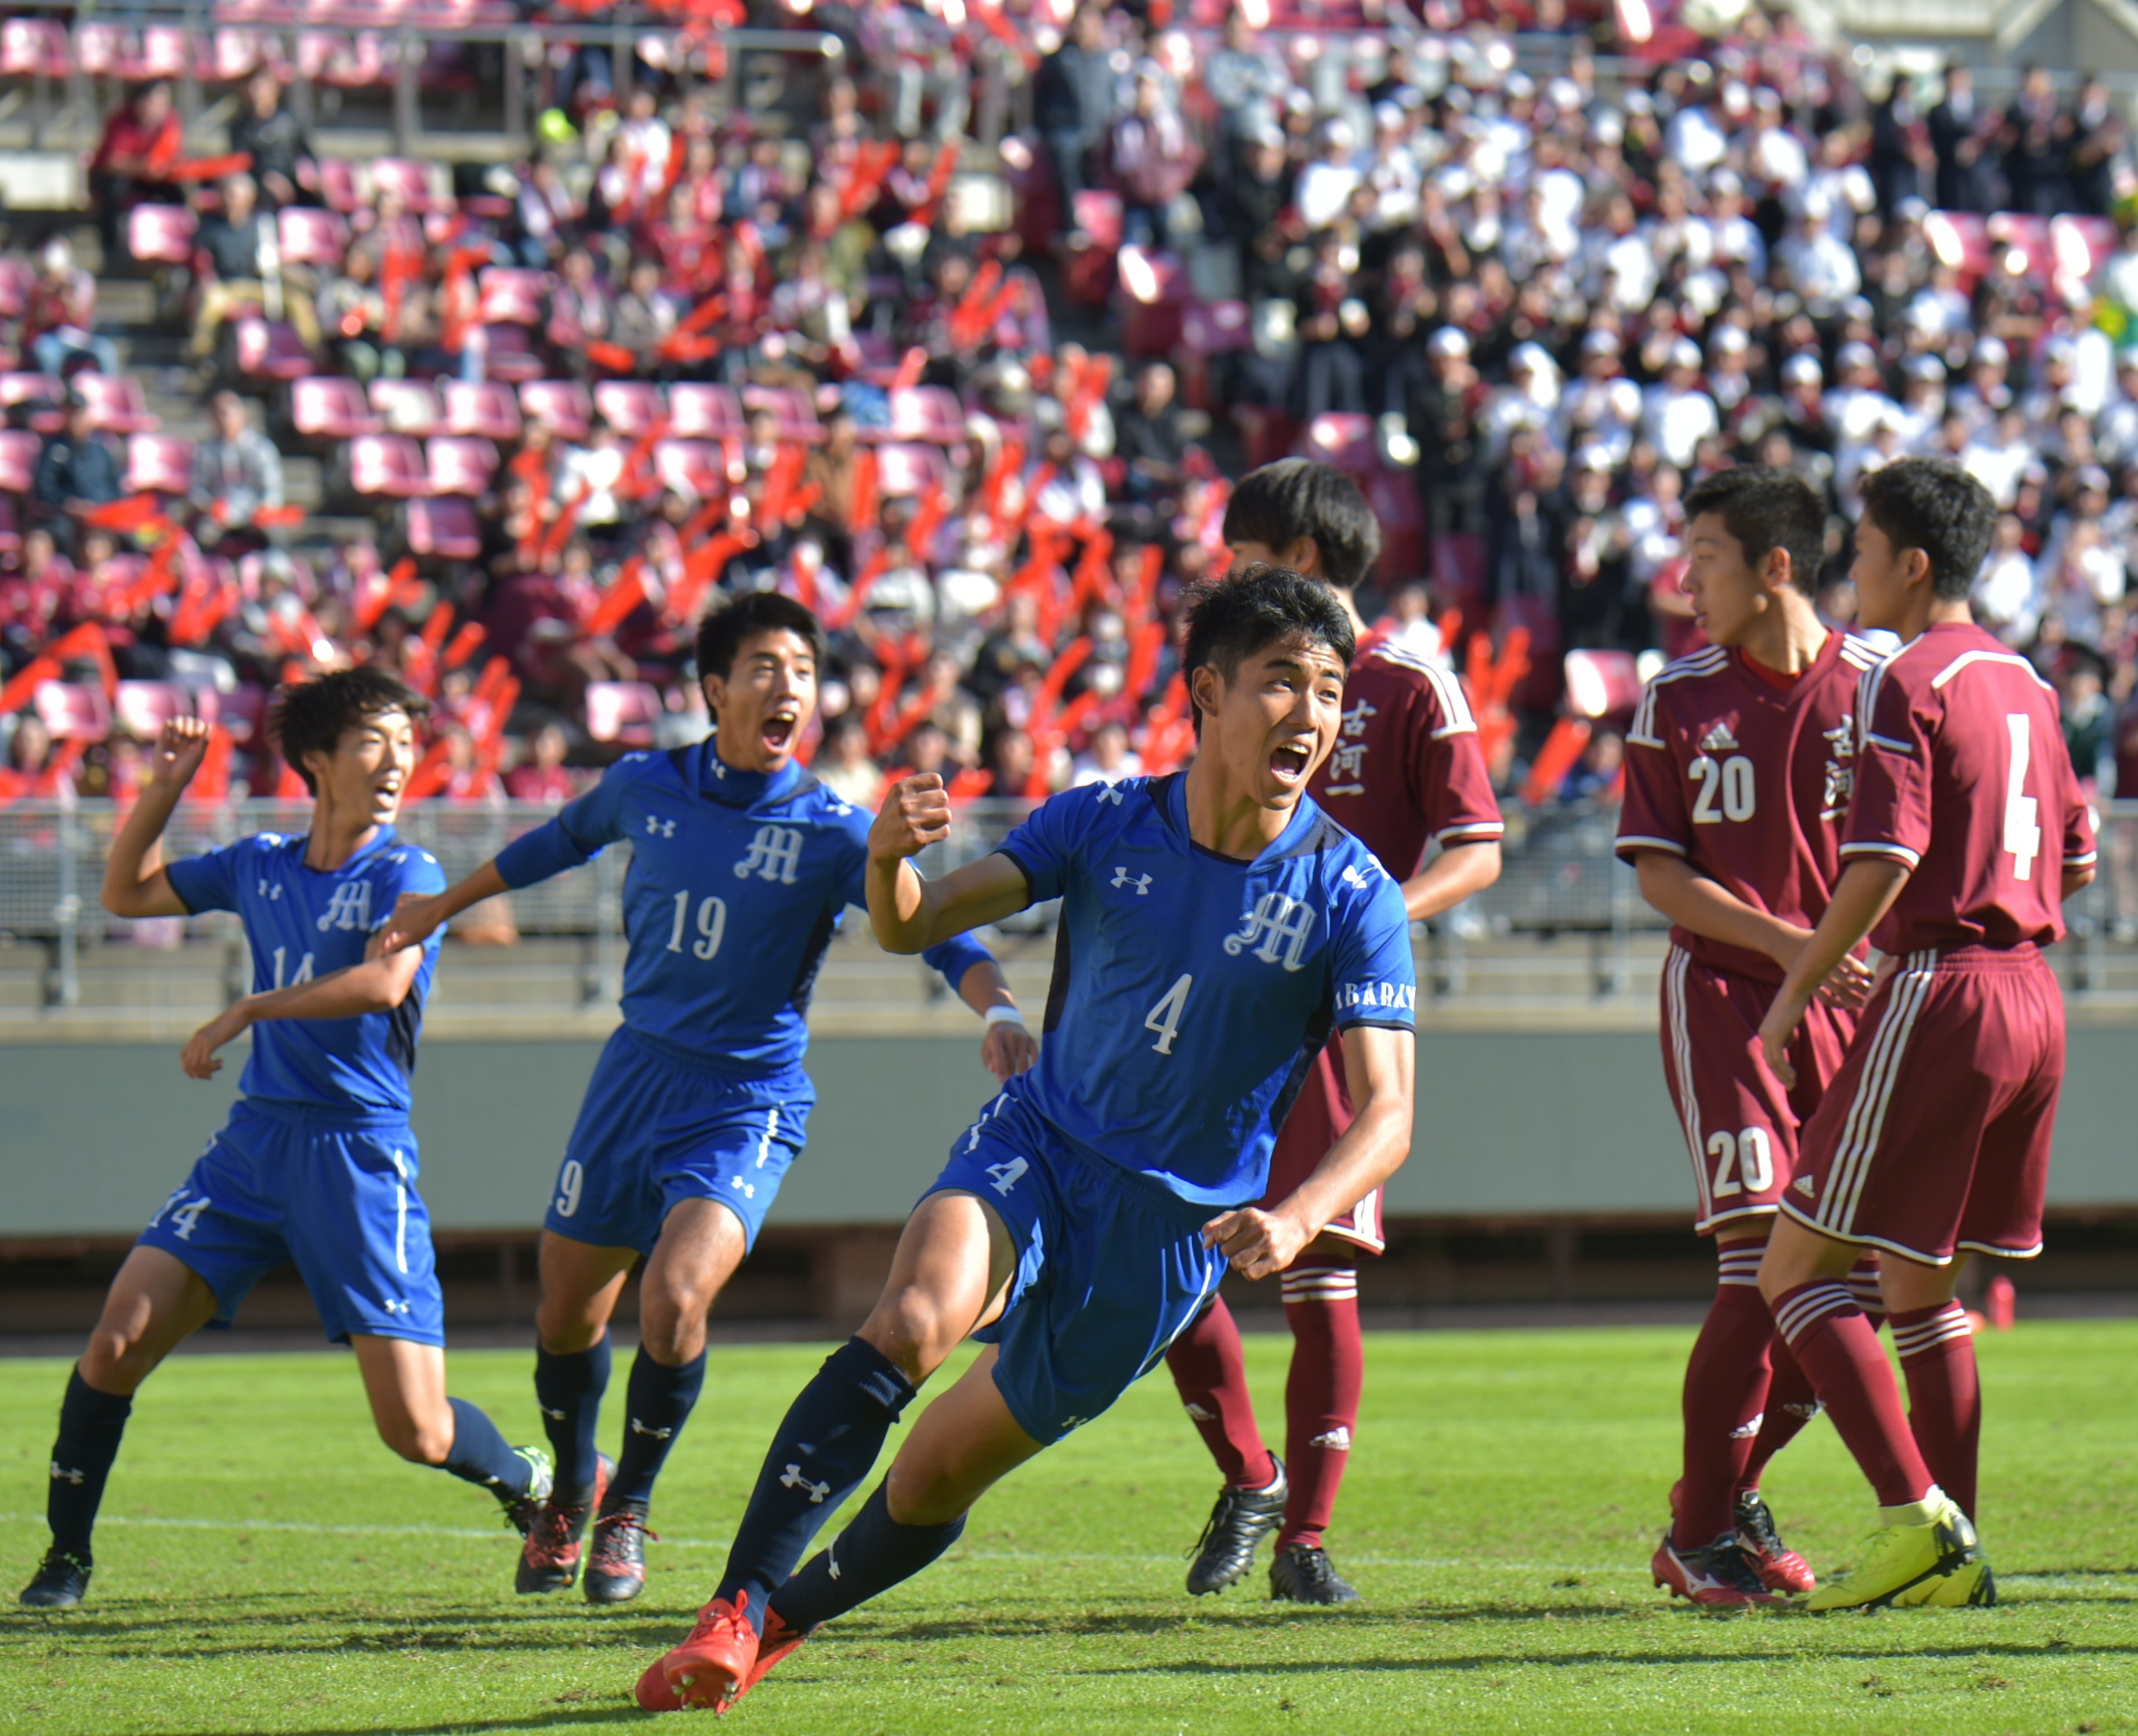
516, 1453, 613, 1594
658, 1590, 760, 1711
1734, 1489, 1816, 1595
635, 1657, 684, 1713
727, 1608, 812, 1709
1652, 1534, 1785, 1608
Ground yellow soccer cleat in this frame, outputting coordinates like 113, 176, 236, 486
1905, 1553, 1997, 1608
1806, 1491, 1983, 1612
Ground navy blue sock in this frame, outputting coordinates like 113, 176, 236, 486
769, 1480, 966, 1634
606, 1345, 706, 1511
46, 1367, 133, 1562
715, 1336, 916, 1629
534, 1332, 611, 1498
443, 1396, 536, 1498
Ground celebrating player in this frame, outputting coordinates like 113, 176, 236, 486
1616, 467, 1887, 1607
19, 676, 551, 1611
378, 593, 1030, 1606
1758, 458, 2096, 1610
1165, 460, 1502, 1605
633, 563, 1418, 1712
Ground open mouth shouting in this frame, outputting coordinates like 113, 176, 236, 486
761, 707, 800, 757
1267, 738, 1315, 787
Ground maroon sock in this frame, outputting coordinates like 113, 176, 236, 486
1164, 1295, 1273, 1489
1890, 1302, 1981, 1520
1741, 1249, 1882, 1494
1770, 1280, 1933, 1508
1276, 1256, 1362, 1550
1673, 1246, 1774, 1550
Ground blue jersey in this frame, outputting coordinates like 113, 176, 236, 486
995, 774, 1416, 1208
165, 826, 446, 1116
494, 741, 991, 1077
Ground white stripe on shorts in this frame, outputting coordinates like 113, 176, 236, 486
1817, 951, 1937, 1239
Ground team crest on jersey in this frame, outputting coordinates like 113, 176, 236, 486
316, 880, 373, 932
1820, 717, 1857, 818
735, 825, 805, 884
1224, 892, 1316, 970
1698, 719, 1741, 754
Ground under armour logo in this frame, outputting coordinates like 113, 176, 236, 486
629, 1417, 674, 1440
1340, 863, 1378, 890
828, 1542, 841, 1581
50, 1462, 85, 1485
1309, 1427, 1352, 1451
781, 1464, 831, 1503
645, 814, 677, 839
736, 824, 806, 884
256, 879, 282, 899
541, 1405, 568, 1421
1094, 784, 1125, 805
1224, 891, 1317, 971
316, 879, 374, 933
731, 1176, 756, 1199
1111, 866, 1152, 895
382, 1299, 412, 1315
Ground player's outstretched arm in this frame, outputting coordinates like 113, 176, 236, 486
180, 942, 426, 1079
102, 718, 212, 919
1204, 1024, 1416, 1282
376, 860, 510, 955
1403, 839, 1501, 923
865, 774, 1031, 953
1757, 857, 1912, 1088
1634, 853, 1876, 1009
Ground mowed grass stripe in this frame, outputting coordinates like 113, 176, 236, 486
2, 1324, 2135, 1735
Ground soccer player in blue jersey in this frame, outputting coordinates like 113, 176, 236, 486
636, 564, 1419, 1713
377, 592, 1031, 1605
17, 674, 551, 1611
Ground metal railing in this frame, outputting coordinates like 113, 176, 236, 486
3, 795, 2136, 1012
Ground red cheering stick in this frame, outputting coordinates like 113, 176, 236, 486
1065, 353, 1112, 445
419, 600, 457, 658
759, 443, 807, 526
890, 346, 929, 393
402, 735, 455, 803
947, 766, 992, 804
186, 726, 233, 803
0, 653, 59, 715
537, 483, 592, 568
1438, 607, 1464, 654
948, 259, 1005, 351
910, 140, 961, 229
1123, 619, 1165, 702
252, 504, 307, 529
1035, 636, 1092, 715
585, 339, 637, 375
82, 495, 168, 535
847, 448, 879, 535
1008, 462, 1056, 543
471, 655, 513, 708
980, 437, 1025, 522
354, 557, 422, 633
1521, 716, 1593, 807
669, 528, 754, 628
832, 547, 892, 630
169, 570, 236, 647
442, 621, 488, 669
1070, 528, 1114, 611
586, 558, 648, 637
120, 541, 183, 617
905, 480, 948, 564
838, 138, 901, 222
168, 151, 253, 183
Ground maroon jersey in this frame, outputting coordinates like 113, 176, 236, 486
1843, 621, 2096, 955
1313, 639, 1505, 876
1618, 630, 1889, 983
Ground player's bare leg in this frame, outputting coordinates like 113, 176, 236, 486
643, 1192, 1015, 1710
347, 1329, 552, 1531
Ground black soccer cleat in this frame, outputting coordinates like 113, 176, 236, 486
495, 1443, 557, 1539
516, 1454, 613, 1596
583, 1503, 655, 1605
1269, 1542, 1361, 1605
1185, 1457, 1288, 1596
19, 1549, 91, 1610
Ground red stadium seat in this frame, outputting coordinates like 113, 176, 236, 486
593, 380, 665, 438
291, 376, 381, 439
0, 372, 64, 412
125, 434, 194, 496
203, 27, 271, 82
368, 156, 448, 211
585, 680, 665, 746
476, 324, 545, 384
314, 157, 362, 212
443, 380, 523, 441
880, 386, 966, 445
476, 268, 551, 327
653, 439, 725, 500
519, 379, 592, 443
875, 441, 950, 499
1064, 190, 1124, 309
668, 383, 747, 440
741, 385, 824, 444
115, 680, 217, 740
1177, 298, 1251, 409
407, 495, 481, 559
1114, 247, 1190, 359
348, 433, 429, 498
1564, 649, 1646, 721
425, 436, 499, 496
369, 379, 444, 436
0, 259, 32, 321
126, 204, 199, 269
1302, 413, 1378, 475
34, 682, 113, 744
137, 26, 195, 80
0, 430, 40, 494
1, 18, 72, 79
233, 317, 315, 382
71, 374, 158, 434
277, 206, 350, 269
299, 31, 390, 90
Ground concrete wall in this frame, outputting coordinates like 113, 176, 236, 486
3, 1020, 2133, 1238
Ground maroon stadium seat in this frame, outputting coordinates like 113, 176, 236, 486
443, 380, 523, 441
519, 380, 592, 443
407, 495, 482, 560
425, 436, 499, 496
35, 682, 113, 743
291, 376, 382, 440
125, 434, 194, 496
348, 433, 429, 498
585, 680, 665, 746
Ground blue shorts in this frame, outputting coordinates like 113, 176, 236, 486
926, 1090, 1227, 1446
547, 1026, 810, 1256
137, 1099, 443, 1347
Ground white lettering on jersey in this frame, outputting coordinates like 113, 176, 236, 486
1821, 717, 1857, 820
735, 825, 806, 884
1324, 698, 1378, 796
1335, 979, 1418, 1016
985, 1157, 1029, 1196
316, 880, 373, 932
1224, 893, 1317, 970
645, 814, 677, 839
1110, 866, 1153, 895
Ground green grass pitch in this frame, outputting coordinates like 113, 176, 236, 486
3, 1322, 2135, 1734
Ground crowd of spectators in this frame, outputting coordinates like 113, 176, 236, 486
5, 3, 2138, 833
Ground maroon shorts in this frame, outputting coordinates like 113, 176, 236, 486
1784, 944, 2065, 1266
1661, 947, 1856, 1236
1261, 1041, 1383, 1255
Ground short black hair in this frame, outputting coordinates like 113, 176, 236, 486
1222, 459, 1382, 590
1858, 459, 1996, 601
1180, 563, 1356, 738
694, 590, 826, 682
272, 666, 429, 794
1683, 465, 1828, 597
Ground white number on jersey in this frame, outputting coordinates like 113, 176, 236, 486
665, 891, 729, 959
1690, 754, 1756, 824
270, 946, 316, 989
2002, 713, 2041, 882
1708, 1128, 1774, 1199
555, 1159, 585, 1218
1144, 973, 1193, 1056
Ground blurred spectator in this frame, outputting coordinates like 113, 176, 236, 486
24, 238, 117, 377
191, 174, 321, 365
505, 724, 579, 806
228, 72, 313, 211
1034, 6, 1115, 205
89, 81, 182, 260
816, 716, 884, 808
1108, 67, 1201, 248
189, 392, 285, 541
33, 398, 122, 546
1929, 64, 1992, 213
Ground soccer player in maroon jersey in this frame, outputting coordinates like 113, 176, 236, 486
1164, 460, 1503, 1604
1759, 458, 2096, 1610
1617, 467, 1886, 1608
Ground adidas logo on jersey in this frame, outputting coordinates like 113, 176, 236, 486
1793, 1175, 1817, 1198
1699, 720, 1740, 753
1730, 1412, 1765, 1440
1310, 1427, 1353, 1451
